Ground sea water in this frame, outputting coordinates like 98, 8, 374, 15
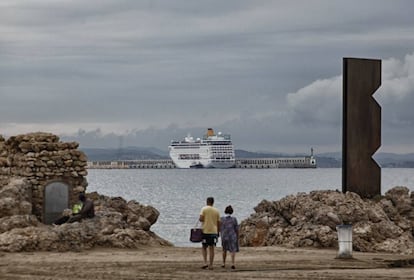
87, 168, 414, 246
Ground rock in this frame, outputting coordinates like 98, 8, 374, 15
0, 174, 171, 252
240, 187, 414, 254
385, 186, 413, 215
0, 215, 40, 233
127, 201, 160, 225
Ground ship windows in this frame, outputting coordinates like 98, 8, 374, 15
173, 145, 202, 149
179, 154, 200, 160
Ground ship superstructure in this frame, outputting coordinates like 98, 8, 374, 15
169, 128, 235, 168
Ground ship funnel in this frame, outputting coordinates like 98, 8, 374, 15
207, 128, 215, 137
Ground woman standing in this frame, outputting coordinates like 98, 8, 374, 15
220, 205, 239, 269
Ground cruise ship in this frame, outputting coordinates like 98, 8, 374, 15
169, 128, 236, 168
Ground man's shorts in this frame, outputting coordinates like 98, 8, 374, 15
202, 233, 218, 247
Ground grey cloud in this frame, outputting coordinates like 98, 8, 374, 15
1, 1, 414, 153
286, 76, 342, 126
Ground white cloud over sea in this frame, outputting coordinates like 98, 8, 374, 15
1, 1, 414, 154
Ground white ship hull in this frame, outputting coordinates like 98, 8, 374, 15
206, 160, 236, 169
169, 128, 236, 169
171, 159, 236, 169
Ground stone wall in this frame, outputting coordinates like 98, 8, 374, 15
0, 132, 87, 222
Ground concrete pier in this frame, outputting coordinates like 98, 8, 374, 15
87, 160, 176, 169
87, 156, 316, 169
236, 156, 316, 168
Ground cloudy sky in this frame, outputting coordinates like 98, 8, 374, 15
1, 0, 414, 154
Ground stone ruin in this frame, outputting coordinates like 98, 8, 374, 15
239, 186, 414, 254
0, 132, 88, 224
0, 132, 171, 252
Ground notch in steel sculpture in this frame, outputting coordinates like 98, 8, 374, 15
342, 58, 381, 198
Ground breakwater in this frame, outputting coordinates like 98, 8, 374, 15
87, 156, 317, 169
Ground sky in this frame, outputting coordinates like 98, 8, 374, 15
1, 0, 414, 154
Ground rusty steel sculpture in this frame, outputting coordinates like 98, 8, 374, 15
342, 58, 381, 198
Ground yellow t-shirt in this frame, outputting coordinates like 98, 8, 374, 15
72, 203, 83, 214
200, 206, 220, 234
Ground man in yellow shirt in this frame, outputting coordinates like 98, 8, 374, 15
199, 197, 220, 270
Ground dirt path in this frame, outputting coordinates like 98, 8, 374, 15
1, 246, 414, 279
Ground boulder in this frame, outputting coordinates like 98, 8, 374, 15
240, 187, 414, 254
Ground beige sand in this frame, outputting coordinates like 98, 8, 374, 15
1, 246, 413, 280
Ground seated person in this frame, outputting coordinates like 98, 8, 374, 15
68, 193, 95, 223
53, 200, 83, 225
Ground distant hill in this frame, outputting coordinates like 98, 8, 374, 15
314, 156, 341, 168
235, 150, 341, 168
235, 149, 290, 158
83, 147, 169, 161
317, 152, 414, 168
81, 147, 414, 168
373, 153, 414, 168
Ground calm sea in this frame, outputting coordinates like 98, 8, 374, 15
87, 168, 414, 247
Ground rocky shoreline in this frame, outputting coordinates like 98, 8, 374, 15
2, 176, 414, 254
0, 178, 171, 252
239, 186, 414, 254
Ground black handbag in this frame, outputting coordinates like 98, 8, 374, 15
190, 221, 203, 243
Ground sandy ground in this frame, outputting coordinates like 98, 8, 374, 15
1, 246, 414, 280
